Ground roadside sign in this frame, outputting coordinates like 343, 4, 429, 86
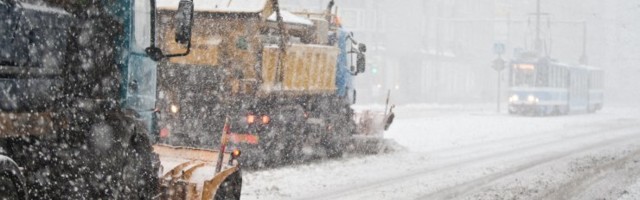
492, 57, 506, 71
493, 43, 505, 55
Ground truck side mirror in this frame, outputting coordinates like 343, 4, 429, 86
174, 0, 194, 44
356, 52, 365, 74
352, 89, 357, 104
358, 43, 367, 53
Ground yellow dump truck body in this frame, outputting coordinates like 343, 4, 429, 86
261, 44, 338, 94
157, 0, 339, 97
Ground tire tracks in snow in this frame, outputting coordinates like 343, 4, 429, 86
418, 129, 640, 199
541, 147, 640, 200
300, 123, 640, 200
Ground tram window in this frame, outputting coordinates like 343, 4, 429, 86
562, 68, 568, 88
559, 67, 564, 87
536, 64, 549, 87
598, 72, 604, 89
549, 65, 556, 87
557, 66, 561, 87
592, 74, 596, 89
513, 64, 536, 87
583, 73, 588, 95
551, 66, 558, 87
557, 68, 561, 88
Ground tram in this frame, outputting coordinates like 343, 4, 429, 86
508, 55, 603, 115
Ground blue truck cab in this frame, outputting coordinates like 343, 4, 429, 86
335, 28, 366, 104
0, 0, 196, 198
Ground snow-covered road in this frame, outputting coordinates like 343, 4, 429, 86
241, 104, 640, 200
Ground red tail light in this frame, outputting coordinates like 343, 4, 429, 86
160, 128, 170, 138
261, 115, 270, 124
231, 149, 241, 159
247, 114, 256, 124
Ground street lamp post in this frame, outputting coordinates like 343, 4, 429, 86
492, 43, 507, 113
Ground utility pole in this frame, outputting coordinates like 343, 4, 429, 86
497, 70, 501, 113
534, 0, 542, 55
579, 21, 588, 65
492, 55, 506, 113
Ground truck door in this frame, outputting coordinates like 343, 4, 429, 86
123, 0, 157, 133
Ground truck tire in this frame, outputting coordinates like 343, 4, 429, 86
112, 111, 160, 199
280, 106, 305, 164
0, 155, 27, 200
213, 170, 242, 200
120, 120, 160, 199
84, 110, 159, 199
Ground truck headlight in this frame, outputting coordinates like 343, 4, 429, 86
170, 104, 179, 113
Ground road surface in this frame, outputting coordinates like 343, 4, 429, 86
241, 104, 640, 200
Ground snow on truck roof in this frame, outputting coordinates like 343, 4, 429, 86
267, 10, 313, 26
156, 0, 268, 13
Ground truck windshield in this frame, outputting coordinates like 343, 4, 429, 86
133, 0, 152, 53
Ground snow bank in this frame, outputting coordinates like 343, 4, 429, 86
385, 104, 640, 152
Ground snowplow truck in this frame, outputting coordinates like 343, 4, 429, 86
154, 0, 393, 168
0, 0, 241, 199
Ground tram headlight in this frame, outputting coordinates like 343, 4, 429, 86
527, 95, 539, 103
509, 95, 519, 102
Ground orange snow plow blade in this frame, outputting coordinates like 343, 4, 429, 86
348, 110, 397, 154
154, 144, 242, 200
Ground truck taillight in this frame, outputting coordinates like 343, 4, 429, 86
246, 114, 256, 124
261, 115, 270, 124
232, 149, 241, 158
160, 127, 170, 138
229, 149, 241, 165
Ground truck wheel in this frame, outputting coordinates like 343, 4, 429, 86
214, 171, 242, 200
93, 110, 159, 199
0, 174, 20, 200
0, 155, 27, 200
326, 143, 343, 158
119, 116, 160, 199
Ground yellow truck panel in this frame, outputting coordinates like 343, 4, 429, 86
158, 12, 261, 79
261, 44, 338, 94
164, 33, 220, 66
0, 112, 56, 137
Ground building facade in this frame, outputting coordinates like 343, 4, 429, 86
282, 0, 639, 105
